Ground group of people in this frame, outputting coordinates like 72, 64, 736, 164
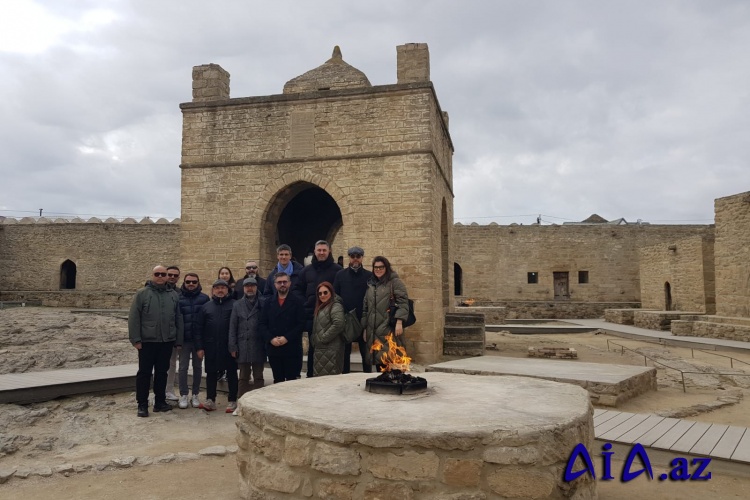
127, 241, 411, 418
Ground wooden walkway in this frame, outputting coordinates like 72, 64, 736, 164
0, 364, 138, 404
594, 408, 750, 463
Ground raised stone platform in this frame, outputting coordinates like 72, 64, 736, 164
427, 356, 656, 407
672, 315, 750, 342
633, 310, 704, 331
236, 372, 596, 499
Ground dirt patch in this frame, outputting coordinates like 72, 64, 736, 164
2, 308, 750, 498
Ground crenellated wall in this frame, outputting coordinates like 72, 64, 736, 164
0, 218, 179, 293
453, 222, 712, 304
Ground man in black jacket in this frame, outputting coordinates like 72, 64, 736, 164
177, 273, 209, 409
259, 272, 305, 383
195, 280, 237, 413
334, 246, 373, 373
295, 240, 342, 377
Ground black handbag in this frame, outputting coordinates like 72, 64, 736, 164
388, 282, 416, 328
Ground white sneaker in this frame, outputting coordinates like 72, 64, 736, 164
232, 408, 239, 416
178, 395, 189, 409
191, 394, 200, 408
165, 392, 179, 402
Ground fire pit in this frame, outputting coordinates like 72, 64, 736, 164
365, 333, 427, 394
235, 373, 596, 499
365, 370, 428, 394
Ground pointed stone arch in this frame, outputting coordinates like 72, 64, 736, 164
256, 173, 348, 268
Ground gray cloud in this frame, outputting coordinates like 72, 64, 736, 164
1, 0, 748, 225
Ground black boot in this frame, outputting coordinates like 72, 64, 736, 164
137, 404, 149, 418
153, 401, 173, 412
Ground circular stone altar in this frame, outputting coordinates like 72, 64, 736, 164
236, 372, 596, 499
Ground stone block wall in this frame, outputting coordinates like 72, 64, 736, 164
639, 233, 716, 313
715, 191, 750, 317
0, 219, 179, 293
453, 223, 712, 304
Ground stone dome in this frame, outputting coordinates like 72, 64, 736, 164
283, 46, 371, 94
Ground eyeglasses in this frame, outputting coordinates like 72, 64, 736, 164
275, 280, 290, 285
318, 290, 330, 296
184, 280, 198, 285
167, 273, 180, 278
153, 272, 167, 277
349, 254, 363, 258
373, 265, 385, 270
246, 266, 258, 269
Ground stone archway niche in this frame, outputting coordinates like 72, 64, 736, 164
236, 372, 596, 499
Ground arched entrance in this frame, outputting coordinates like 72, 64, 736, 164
262, 182, 343, 265
60, 259, 77, 289
664, 282, 672, 311
454, 263, 463, 296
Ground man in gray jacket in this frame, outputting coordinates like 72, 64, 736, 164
229, 277, 265, 414
129, 265, 184, 417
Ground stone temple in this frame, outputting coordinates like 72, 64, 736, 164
180, 43, 454, 364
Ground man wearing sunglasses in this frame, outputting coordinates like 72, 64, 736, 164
235, 261, 266, 301
128, 265, 184, 418
164, 265, 181, 402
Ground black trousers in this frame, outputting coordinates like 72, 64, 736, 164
343, 335, 372, 374
206, 364, 238, 402
306, 341, 315, 377
136, 341, 174, 406
269, 355, 300, 383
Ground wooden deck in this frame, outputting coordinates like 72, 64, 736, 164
594, 408, 750, 463
0, 364, 138, 404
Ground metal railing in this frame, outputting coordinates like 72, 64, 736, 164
605, 339, 750, 393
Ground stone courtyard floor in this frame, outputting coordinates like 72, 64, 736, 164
2, 307, 750, 498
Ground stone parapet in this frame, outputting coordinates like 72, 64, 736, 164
236, 372, 596, 499
633, 310, 704, 331
671, 315, 750, 342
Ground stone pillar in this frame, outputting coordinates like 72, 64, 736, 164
397, 43, 430, 83
192, 63, 230, 102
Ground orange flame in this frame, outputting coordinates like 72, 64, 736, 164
371, 333, 412, 372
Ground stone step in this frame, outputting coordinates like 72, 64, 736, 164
443, 346, 484, 357
444, 312, 485, 326
444, 330, 484, 342
443, 340, 485, 350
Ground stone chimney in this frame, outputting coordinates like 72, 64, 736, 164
397, 43, 430, 84
192, 64, 230, 102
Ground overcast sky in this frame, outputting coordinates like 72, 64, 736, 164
1, 1, 748, 225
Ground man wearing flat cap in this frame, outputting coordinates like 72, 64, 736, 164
334, 246, 373, 373
195, 279, 237, 412
229, 277, 265, 411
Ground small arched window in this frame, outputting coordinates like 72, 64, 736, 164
454, 262, 463, 296
60, 260, 77, 289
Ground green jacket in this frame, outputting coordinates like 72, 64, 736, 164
362, 273, 409, 366
128, 282, 184, 345
312, 297, 346, 376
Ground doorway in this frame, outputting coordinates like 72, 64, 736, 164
664, 282, 672, 311
263, 182, 343, 265
60, 260, 77, 289
553, 272, 569, 300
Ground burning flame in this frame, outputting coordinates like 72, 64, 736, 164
371, 333, 412, 372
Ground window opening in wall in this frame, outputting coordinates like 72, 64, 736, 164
527, 272, 538, 284
60, 260, 77, 289
664, 282, 672, 311
454, 263, 463, 296
578, 271, 589, 284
